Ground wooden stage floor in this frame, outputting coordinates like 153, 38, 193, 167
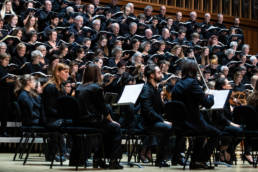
0, 153, 257, 172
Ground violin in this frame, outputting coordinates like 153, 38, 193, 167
162, 85, 172, 101
229, 91, 248, 106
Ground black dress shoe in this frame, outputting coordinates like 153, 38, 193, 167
139, 155, 149, 163
155, 160, 170, 167
93, 159, 108, 169
109, 160, 123, 169
190, 161, 214, 170
55, 155, 66, 162
172, 154, 188, 166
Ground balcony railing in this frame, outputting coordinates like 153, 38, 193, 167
130, 0, 258, 20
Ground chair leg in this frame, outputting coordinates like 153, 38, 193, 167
128, 136, 135, 163
133, 137, 139, 163
127, 135, 132, 163
58, 136, 63, 166
183, 137, 192, 170
13, 134, 24, 161
241, 140, 245, 164
19, 133, 30, 159
50, 154, 55, 169
23, 134, 35, 165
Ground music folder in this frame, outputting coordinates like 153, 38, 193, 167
206, 90, 230, 110
115, 84, 144, 106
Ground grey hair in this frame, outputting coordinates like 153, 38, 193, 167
230, 41, 238, 48
31, 50, 43, 59
205, 13, 211, 17
225, 49, 235, 56
92, 19, 101, 25
218, 13, 223, 17
0, 42, 7, 48
75, 15, 83, 21
140, 41, 150, 50
250, 56, 257, 62
36, 45, 46, 51
190, 11, 197, 17
111, 23, 119, 30
144, 5, 153, 12
126, 3, 134, 8
66, 6, 74, 13
220, 65, 229, 72
111, 47, 122, 57
129, 22, 137, 29
242, 44, 250, 51
132, 52, 142, 64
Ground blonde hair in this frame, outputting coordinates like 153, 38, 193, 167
16, 43, 26, 51
14, 74, 37, 97
171, 45, 184, 58
0, 0, 16, 19
210, 55, 218, 65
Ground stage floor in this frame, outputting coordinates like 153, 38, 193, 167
0, 153, 257, 172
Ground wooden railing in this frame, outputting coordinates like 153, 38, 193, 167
88, 0, 258, 54
118, 0, 258, 21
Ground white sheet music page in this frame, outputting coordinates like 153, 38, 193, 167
117, 84, 144, 105
208, 90, 230, 109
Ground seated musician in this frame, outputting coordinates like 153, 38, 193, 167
247, 79, 258, 110
15, 74, 41, 126
0, 53, 16, 134
139, 64, 172, 167
172, 60, 221, 169
41, 63, 70, 162
73, 63, 123, 169
232, 72, 245, 91
212, 77, 243, 164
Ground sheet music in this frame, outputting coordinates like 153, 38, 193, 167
117, 84, 144, 105
207, 90, 230, 109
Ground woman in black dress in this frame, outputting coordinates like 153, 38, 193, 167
15, 74, 41, 126
41, 63, 70, 161
74, 63, 123, 169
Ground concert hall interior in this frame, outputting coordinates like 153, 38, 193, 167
0, 0, 258, 171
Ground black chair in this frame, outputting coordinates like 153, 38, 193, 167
12, 101, 50, 165
122, 127, 161, 168
165, 100, 216, 170
12, 101, 55, 165
233, 105, 258, 167
12, 99, 65, 167
55, 96, 104, 170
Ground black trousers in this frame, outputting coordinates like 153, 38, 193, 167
183, 114, 222, 163
144, 121, 172, 162
70, 119, 122, 165
44, 119, 67, 160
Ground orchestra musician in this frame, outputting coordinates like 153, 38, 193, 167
172, 60, 220, 169
41, 63, 70, 162
73, 63, 123, 169
139, 64, 172, 167
15, 74, 40, 126
0, 0, 258, 169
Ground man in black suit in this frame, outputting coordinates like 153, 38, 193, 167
172, 60, 221, 169
37, 0, 53, 31
214, 13, 226, 29
139, 64, 172, 167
